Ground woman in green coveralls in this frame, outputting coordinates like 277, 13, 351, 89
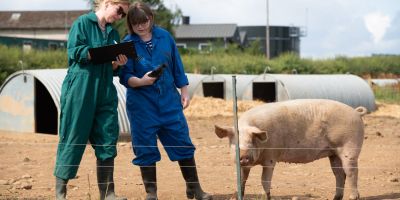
54, 0, 129, 199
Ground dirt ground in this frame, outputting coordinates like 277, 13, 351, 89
0, 97, 399, 200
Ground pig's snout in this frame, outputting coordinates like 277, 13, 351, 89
240, 155, 250, 166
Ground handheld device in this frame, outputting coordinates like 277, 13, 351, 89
148, 64, 166, 79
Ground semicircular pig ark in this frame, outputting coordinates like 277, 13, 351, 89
215, 99, 367, 200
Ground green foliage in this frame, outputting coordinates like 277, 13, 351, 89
244, 39, 263, 56
269, 52, 311, 74
0, 45, 19, 85
0, 45, 67, 85
181, 49, 267, 74
373, 85, 400, 104
1, 44, 399, 90
181, 47, 400, 78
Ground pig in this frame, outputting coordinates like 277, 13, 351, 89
215, 99, 367, 200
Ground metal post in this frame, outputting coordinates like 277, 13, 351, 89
232, 76, 242, 200
211, 66, 216, 80
266, 0, 270, 59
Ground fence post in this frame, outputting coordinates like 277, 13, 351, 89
232, 75, 242, 200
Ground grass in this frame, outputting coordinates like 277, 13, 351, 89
373, 84, 400, 104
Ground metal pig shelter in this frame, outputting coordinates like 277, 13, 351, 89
0, 69, 376, 135
189, 73, 376, 111
0, 69, 129, 135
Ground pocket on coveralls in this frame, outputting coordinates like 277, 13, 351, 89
59, 73, 79, 140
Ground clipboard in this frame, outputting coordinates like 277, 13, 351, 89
88, 41, 137, 64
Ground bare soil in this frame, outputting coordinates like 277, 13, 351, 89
0, 97, 399, 200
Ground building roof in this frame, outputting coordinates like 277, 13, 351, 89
0, 10, 89, 30
175, 24, 237, 39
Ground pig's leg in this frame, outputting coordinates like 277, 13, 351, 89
230, 166, 251, 200
241, 166, 251, 198
340, 152, 360, 200
261, 161, 276, 200
329, 155, 345, 200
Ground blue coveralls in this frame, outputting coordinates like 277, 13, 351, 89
119, 26, 195, 166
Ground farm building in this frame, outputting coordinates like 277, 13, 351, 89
0, 10, 304, 57
0, 10, 88, 50
0, 69, 376, 135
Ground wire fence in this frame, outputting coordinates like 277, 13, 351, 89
1, 141, 400, 150
1, 138, 399, 199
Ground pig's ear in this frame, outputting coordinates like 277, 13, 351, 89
214, 125, 234, 139
251, 127, 268, 142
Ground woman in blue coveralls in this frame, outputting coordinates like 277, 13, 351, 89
119, 2, 212, 200
54, 0, 129, 199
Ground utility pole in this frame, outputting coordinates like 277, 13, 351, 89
265, 0, 270, 59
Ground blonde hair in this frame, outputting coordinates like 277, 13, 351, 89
126, 2, 154, 34
92, 0, 130, 11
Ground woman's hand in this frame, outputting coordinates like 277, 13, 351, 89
112, 54, 128, 70
141, 71, 157, 86
127, 71, 156, 88
180, 85, 190, 109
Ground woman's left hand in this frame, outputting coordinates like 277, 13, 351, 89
180, 86, 190, 109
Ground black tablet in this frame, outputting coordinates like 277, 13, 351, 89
148, 64, 166, 79
88, 41, 137, 64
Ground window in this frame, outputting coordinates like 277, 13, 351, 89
176, 43, 187, 49
198, 43, 211, 52
22, 41, 32, 52
48, 42, 59, 50
10, 13, 21, 21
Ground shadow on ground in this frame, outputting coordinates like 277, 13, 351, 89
211, 193, 400, 200
362, 193, 400, 200
211, 193, 319, 200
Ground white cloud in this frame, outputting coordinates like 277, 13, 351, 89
364, 12, 391, 43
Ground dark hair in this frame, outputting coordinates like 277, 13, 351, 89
126, 2, 154, 34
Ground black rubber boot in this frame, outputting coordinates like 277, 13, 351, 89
140, 164, 158, 200
56, 177, 68, 200
179, 158, 212, 200
97, 159, 127, 200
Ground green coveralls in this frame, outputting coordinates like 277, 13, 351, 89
54, 12, 120, 180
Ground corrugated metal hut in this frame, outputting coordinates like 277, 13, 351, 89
0, 70, 377, 135
186, 73, 206, 98
191, 74, 257, 100
247, 74, 376, 111
190, 73, 376, 112
0, 69, 130, 135
370, 79, 399, 87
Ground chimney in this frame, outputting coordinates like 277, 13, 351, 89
182, 16, 190, 25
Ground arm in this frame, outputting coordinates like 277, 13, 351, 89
119, 56, 156, 88
127, 71, 156, 88
67, 19, 90, 64
168, 34, 190, 108
169, 34, 189, 88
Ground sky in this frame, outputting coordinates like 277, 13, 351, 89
1, 0, 399, 59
